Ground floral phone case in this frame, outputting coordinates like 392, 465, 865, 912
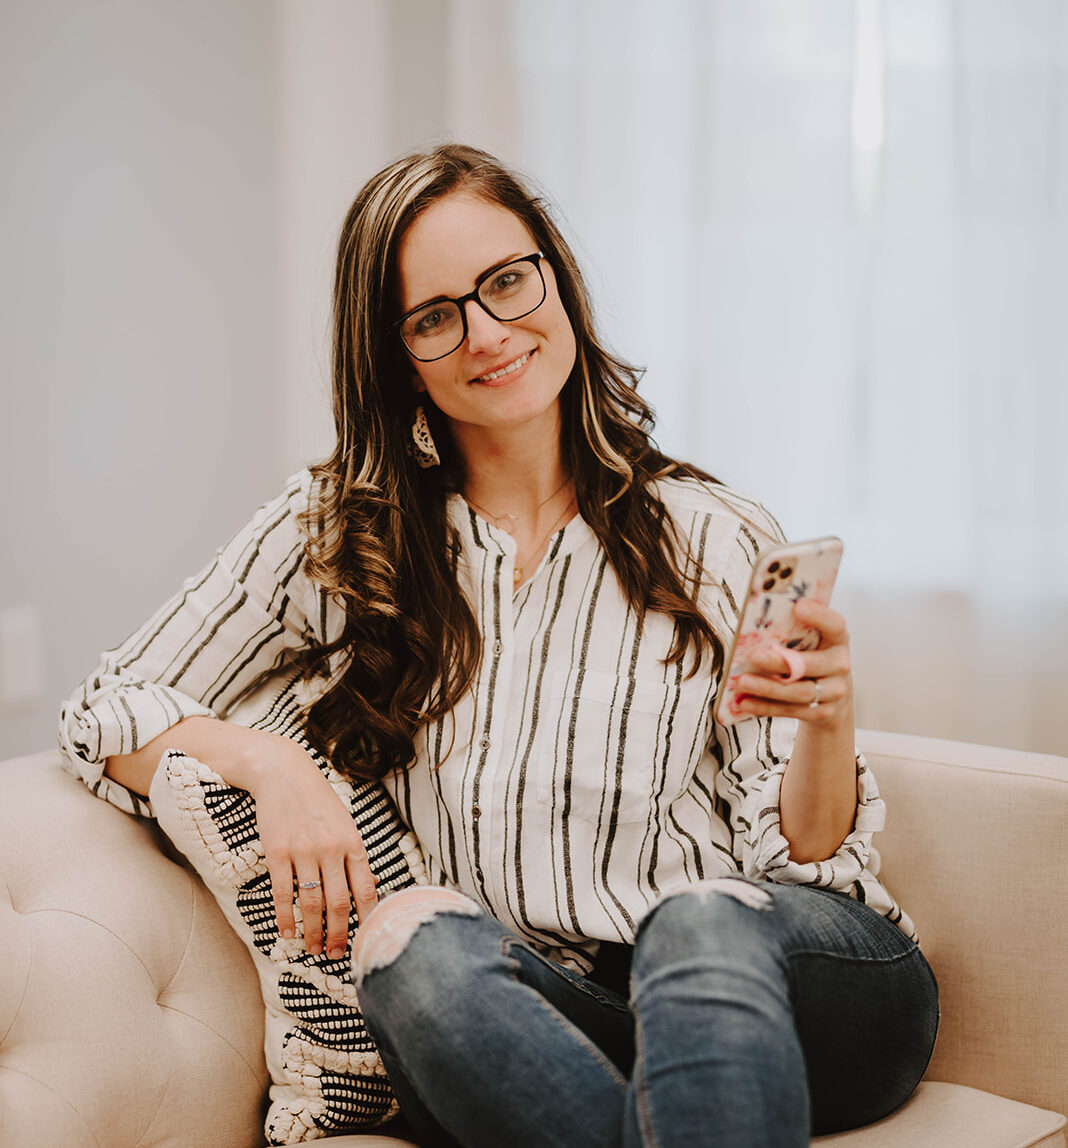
714, 536, 843, 726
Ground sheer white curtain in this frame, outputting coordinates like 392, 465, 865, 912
501, 0, 1066, 753
273, 0, 1065, 754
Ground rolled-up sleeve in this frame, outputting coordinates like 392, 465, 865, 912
713, 726, 885, 890
704, 512, 884, 893
708, 714, 913, 934
58, 471, 326, 815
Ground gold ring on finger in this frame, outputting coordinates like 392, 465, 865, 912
809, 680, 822, 709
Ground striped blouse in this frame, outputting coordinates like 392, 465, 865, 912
58, 470, 913, 971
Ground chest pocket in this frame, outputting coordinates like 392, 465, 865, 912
539, 669, 681, 826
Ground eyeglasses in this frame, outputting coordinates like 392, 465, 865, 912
395, 253, 547, 362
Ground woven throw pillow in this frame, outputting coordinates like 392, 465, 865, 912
149, 677, 426, 1145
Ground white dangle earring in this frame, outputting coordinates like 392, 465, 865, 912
410, 405, 441, 468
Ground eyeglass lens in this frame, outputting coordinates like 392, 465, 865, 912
400, 257, 546, 361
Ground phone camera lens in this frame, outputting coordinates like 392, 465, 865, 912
780, 566, 793, 580
767, 561, 779, 573
762, 578, 776, 592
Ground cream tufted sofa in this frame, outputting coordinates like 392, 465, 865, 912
1, 730, 1065, 1148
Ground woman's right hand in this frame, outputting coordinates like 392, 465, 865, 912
105, 716, 377, 959
239, 728, 378, 959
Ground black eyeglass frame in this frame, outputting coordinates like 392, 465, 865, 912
394, 252, 548, 362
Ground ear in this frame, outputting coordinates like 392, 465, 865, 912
411, 369, 427, 395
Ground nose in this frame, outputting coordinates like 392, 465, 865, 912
463, 298, 509, 355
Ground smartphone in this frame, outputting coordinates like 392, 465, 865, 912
714, 535, 843, 727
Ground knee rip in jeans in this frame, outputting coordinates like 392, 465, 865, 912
666, 876, 773, 912
351, 887, 481, 984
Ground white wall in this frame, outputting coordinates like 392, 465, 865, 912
0, 0, 284, 756
274, 0, 388, 477
0, 0, 493, 759
0, 0, 489, 760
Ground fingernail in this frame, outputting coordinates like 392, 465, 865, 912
328, 947, 344, 960
281, 928, 294, 939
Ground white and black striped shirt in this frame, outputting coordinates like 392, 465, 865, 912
59, 470, 912, 971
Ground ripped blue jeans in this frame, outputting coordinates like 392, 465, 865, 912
353, 878, 938, 1147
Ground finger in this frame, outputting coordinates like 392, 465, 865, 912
747, 618, 850, 681
748, 642, 816, 680
744, 647, 815, 686
294, 865, 325, 955
746, 644, 798, 677
346, 850, 379, 927
266, 854, 297, 940
733, 693, 842, 724
793, 599, 848, 645
792, 645, 851, 680
321, 867, 354, 961
735, 673, 847, 708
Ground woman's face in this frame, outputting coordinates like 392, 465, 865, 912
395, 191, 577, 450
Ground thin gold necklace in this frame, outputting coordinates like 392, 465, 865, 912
511, 496, 576, 585
465, 474, 570, 535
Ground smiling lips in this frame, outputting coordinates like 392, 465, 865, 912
475, 350, 533, 384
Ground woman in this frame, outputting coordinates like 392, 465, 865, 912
61, 144, 937, 1147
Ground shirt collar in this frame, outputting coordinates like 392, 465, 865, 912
446, 492, 594, 565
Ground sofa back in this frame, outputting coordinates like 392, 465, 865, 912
857, 729, 1068, 1121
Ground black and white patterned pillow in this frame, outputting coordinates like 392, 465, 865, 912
150, 675, 425, 1145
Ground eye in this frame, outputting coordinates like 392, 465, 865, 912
486, 266, 527, 296
412, 307, 447, 335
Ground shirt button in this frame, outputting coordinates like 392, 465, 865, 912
472, 805, 481, 818
492, 640, 503, 656
475, 868, 484, 882
480, 736, 491, 750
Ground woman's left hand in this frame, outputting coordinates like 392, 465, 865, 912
730, 598, 853, 731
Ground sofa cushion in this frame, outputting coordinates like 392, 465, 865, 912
812, 1082, 1067, 1147
148, 678, 427, 1146
309, 1084, 1068, 1148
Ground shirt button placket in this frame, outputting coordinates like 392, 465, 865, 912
476, 560, 512, 905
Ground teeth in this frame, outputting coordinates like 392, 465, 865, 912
478, 352, 530, 382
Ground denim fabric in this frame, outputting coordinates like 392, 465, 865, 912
355, 879, 938, 1148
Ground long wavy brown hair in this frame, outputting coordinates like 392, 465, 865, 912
297, 144, 723, 781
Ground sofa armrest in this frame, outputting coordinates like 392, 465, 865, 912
0, 751, 269, 1148
856, 729, 1067, 1120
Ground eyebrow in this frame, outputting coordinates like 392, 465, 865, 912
406, 251, 528, 313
